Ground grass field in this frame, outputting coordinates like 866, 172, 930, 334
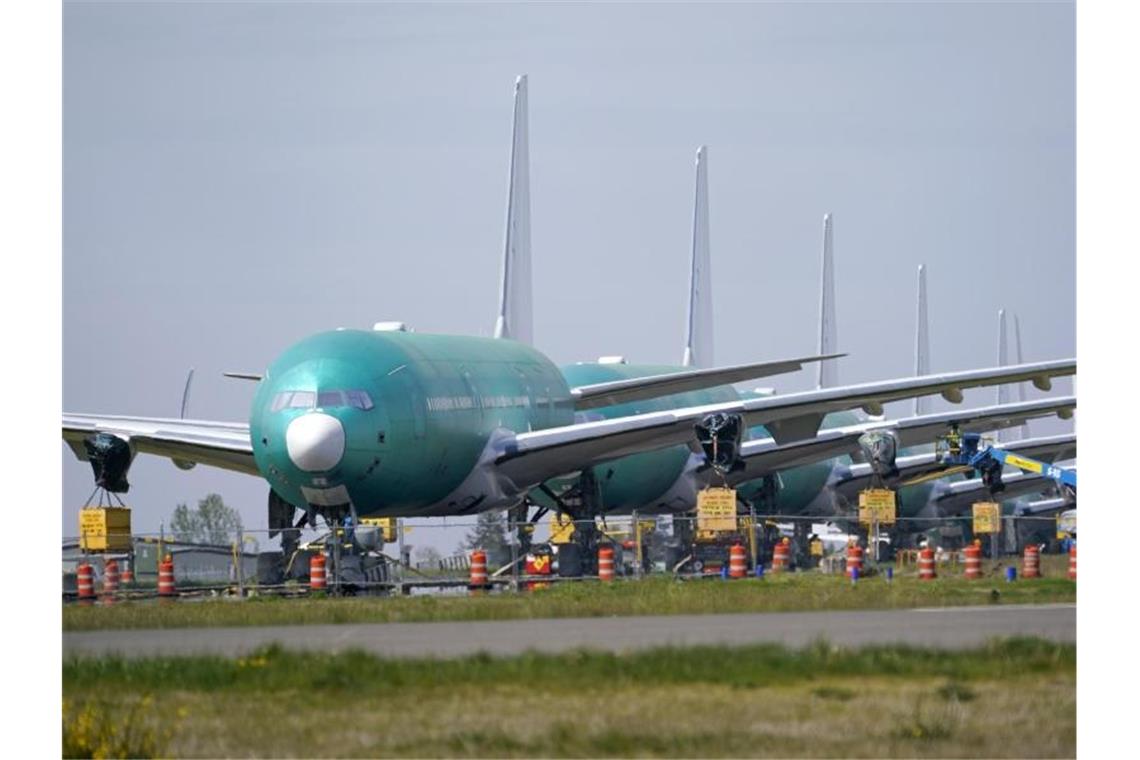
64, 558, 1076, 632
63, 637, 1075, 758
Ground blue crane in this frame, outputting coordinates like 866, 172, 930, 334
935, 429, 1077, 494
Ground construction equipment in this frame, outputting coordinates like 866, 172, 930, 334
936, 429, 1077, 493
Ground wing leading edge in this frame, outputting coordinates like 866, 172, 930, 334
63, 414, 256, 476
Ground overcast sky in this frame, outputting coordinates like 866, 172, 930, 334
62, 1, 1075, 552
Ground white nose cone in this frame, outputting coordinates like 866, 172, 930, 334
286, 413, 345, 472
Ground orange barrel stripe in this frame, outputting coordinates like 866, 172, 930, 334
598, 545, 615, 582
310, 554, 327, 591
158, 556, 176, 597
963, 545, 982, 579
1022, 544, 1041, 578
772, 543, 790, 572
1068, 545, 1077, 581
77, 563, 95, 599
728, 543, 747, 579
846, 545, 864, 577
103, 559, 120, 595
469, 549, 488, 593
918, 548, 937, 580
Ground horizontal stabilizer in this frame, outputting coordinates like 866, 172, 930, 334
571, 353, 844, 410
223, 372, 263, 381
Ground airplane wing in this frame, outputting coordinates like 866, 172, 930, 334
727, 397, 1076, 487
930, 471, 1064, 516
62, 414, 257, 476
569, 354, 843, 410
493, 359, 1075, 491
833, 428, 1076, 495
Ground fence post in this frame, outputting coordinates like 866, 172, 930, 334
234, 528, 244, 598
396, 518, 405, 596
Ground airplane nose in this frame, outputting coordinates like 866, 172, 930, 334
285, 412, 345, 472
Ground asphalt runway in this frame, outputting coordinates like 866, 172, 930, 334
63, 603, 1074, 659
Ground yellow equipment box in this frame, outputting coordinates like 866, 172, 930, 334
359, 517, 397, 542
858, 489, 897, 526
973, 502, 1001, 534
79, 507, 132, 552
697, 487, 738, 533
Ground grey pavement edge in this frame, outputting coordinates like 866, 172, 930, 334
63, 604, 1076, 659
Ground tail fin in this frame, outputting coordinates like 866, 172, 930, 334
913, 265, 931, 416
682, 146, 713, 367
493, 75, 533, 345
817, 213, 839, 388
996, 309, 1013, 441
1014, 314, 1030, 437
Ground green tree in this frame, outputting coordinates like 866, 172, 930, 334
460, 510, 511, 569
169, 494, 243, 545
413, 545, 443, 570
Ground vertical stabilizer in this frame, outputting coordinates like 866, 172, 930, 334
682, 146, 713, 368
493, 75, 533, 345
913, 265, 931, 416
996, 309, 1013, 441
817, 213, 838, 388
1014, 314, 1030, 437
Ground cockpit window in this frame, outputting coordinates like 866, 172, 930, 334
317, 390, 344, 408
288, 391, 316, 409
345, 389, 374, 410
271, 389, 373, 412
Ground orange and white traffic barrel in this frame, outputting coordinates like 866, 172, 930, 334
77, 562, 95, 601
1068, 545, 1077, 581
772, 540, 791, 572
1022, 544, 1041, 579
598, 545, 615, 582
728, 543, 747, 579
158, 555, 176, 597
103, 559, 120, 595
963, 543, 982, 580
469, 549, 488, 593
918, 548, 937, 581
846, 545, 864, 578
121, 559, 133, 586
309, 554, 327, 591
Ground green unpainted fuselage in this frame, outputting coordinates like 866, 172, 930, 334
248, 329, 873, 521
250, 330, 575, 516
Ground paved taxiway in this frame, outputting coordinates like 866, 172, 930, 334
64, 603, 1074, 659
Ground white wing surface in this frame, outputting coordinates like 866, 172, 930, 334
62, 414, 256, 475
495, 359, 1076, 490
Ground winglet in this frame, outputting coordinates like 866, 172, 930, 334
493, 74, 534, 346
817, 213, 838, 388
180, 368, 195, 419
913, 265, 930, 416
682, 146, 713, 368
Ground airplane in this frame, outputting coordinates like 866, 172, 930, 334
62, 76, 1077, 566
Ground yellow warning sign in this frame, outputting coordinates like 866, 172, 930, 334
858, 489, 896, 526
79, 507, 132, 552
697, 487, 738, 532
973, 502, 1002, 534
549, 513, 576, 544
1004, 453, 1044, 475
